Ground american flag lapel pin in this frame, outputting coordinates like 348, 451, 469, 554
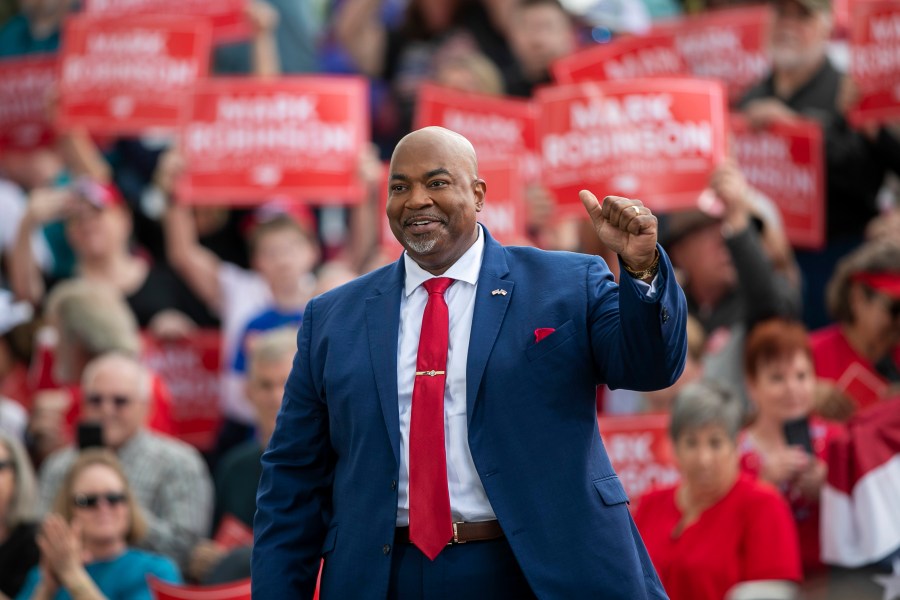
491, 289, 507, 296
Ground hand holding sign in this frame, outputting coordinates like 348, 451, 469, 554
579, 191, 658, 273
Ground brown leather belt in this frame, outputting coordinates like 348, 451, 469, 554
395, 520, 504, 546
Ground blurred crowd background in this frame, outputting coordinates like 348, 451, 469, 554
1, 0, 899, 598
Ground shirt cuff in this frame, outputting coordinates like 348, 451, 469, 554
631, 274, 660, 299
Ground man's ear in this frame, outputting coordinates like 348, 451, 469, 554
473, 178, 486, 212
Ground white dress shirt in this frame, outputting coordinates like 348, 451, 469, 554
395, 226, 660, 525
396, 226, 494, 526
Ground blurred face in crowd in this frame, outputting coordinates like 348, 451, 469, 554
247, 354, 293, 437
675, 423, 738, 496
748, 350, 816, 424
65, 199, 131, 264
669, 223, 737, 302
251, 227, 318, 292
848, 284, 900, 358
388, 127, 485, 275
510, 2, 576, 81
413, 0, 461, 32
769, 0, 831, 72
82, 357, 149, 450
0, 442, 14, 522
70, 464, 130, 546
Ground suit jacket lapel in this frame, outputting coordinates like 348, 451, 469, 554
466, 227, 513, 424
365, 260, 405, 467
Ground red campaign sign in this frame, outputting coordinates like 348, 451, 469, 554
378, 160, 528, 257
536, 79, 728, 214
552, 5, 771, 102
849, 0, 900, 125
83, 0, 250, 44
598, 413, 680, 502
731, 115, 826, 249
177, 77, 369, 204
57, 15, 211, 135
0, 55, 57, 152
414, 83, 541, 181
141, 330, 222, 452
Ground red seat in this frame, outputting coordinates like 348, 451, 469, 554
147, 577, 251, 600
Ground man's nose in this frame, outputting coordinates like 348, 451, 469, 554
407, 184, 434, 208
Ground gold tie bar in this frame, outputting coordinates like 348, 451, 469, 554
415, 370, 445, 377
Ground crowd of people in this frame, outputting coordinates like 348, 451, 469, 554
1, 0, 899, 598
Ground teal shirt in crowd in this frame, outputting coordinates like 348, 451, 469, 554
16, 549, 181, 600
0, 14, 60, 58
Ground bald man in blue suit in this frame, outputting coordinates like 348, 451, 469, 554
253, 127, 686, 598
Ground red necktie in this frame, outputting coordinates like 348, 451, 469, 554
409, 277, 454, 560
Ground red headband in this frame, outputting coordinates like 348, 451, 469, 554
852, 272, 900, 299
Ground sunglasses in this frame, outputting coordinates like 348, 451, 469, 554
72, 492, 128, 509
85, 394, 131, 409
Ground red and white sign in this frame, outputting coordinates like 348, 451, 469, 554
849, 0, 900, 125
83, 0, 249, 44
598, 413, 680, 501
415, 83, 540, 180
731, 115, 826, 249
553, 6, 771, 102
141, 330, 222, 452
177, 77, 369, 204
476, 161, 529, 244
537, 79, 728, 214
378, 160, 528, 256
0, 55, 57, 152
57, 15, 211, 134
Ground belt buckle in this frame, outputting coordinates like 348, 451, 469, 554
450, 522, 466, 545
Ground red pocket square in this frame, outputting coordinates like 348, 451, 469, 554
534, 328, 555, 344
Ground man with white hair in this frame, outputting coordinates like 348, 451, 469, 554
37, 352, 213, 571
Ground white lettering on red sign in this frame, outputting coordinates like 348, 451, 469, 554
217, 94, 318, 122
443, 109, 524, 146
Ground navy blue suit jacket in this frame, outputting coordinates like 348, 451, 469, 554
253, 227, 687, 599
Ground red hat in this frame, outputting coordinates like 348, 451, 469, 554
851, 272, 900, 299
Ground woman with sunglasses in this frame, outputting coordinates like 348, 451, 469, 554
810, 241, 900, 413
16, 449, 181, 600
0, 433, 39, 599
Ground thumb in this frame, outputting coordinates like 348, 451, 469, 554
579, 190, 603, 222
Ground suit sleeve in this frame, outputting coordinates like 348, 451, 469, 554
252, 299, 334, 599
589, 244, 688, 391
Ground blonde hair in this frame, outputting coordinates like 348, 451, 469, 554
45, 280, 140, 357
51, 449, 147, 544
0, 432, 38, 528
249, 327, 298, 374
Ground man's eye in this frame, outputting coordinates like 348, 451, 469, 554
429, 180, 448, 187
391, 185, 406, 192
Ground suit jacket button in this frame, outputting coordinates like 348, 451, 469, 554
383, 544, 391, 555
391, 480, 397, 491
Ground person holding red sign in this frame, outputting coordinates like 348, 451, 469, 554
740, 0, 900, 329
811, 241, 900, 410
253, 126, 688, 598
634, 380, 802, 600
